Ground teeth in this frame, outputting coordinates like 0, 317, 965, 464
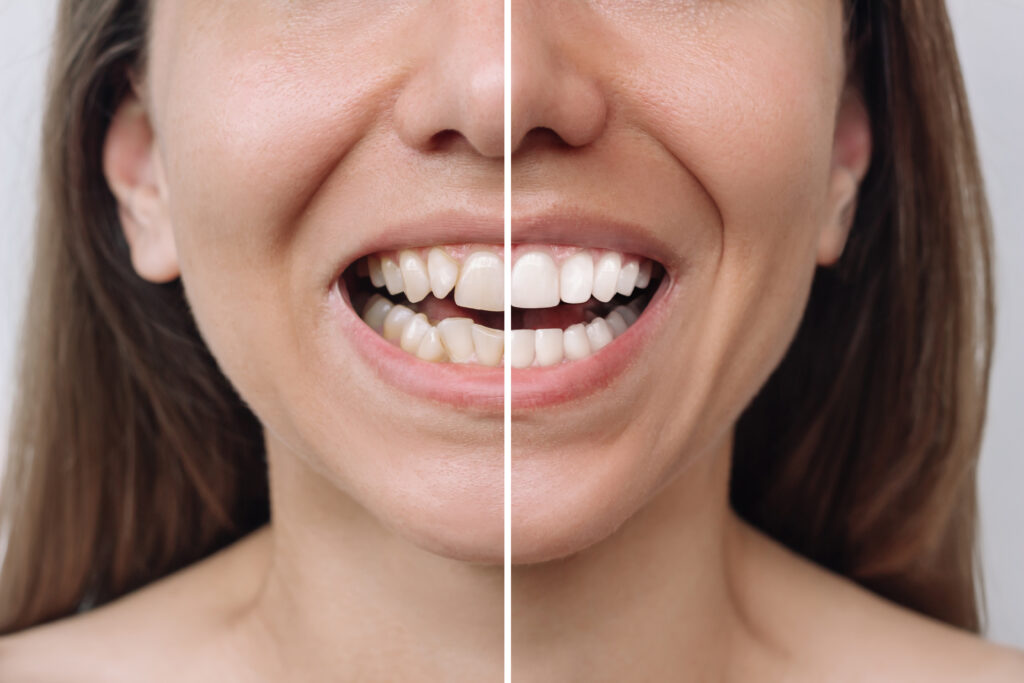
636, 259, 652, 289
455, 252, 505, 312
563, 323, 592, 361
534, 328, 564, 367
428, 248, 459, 300
437, 317, 476, 363
509, 329, 536, 369
381, 257, 404, 296
512, 252, 560, 309
382, 304, 414, 342
585, 318, 614, 351
616, 260, 639, 297
368, 256, 386, 289
592, 252, 622, 303
472, 324, 504, 366
416, 327, 447, 362
398, 250, 431, 303
362, 295, 394, 333
560, 252, 594, 305
399, 313, 432, 353
605, 309, 628, 337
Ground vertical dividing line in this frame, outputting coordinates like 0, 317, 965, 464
503, 0, 512, 679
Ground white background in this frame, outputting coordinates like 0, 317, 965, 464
1, 0, 1021, 646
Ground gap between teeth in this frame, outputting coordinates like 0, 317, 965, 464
361, 293, 646, 368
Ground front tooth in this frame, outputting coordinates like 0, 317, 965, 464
455, 252, 504, 312
382, 305, 414, 342
472, 324, 504, 366
534, 328, 564, 367
560, 252, 594, 305
362, 295, 394, 333
416, 327, 447, 362
616, 260, 639, 296
592, 252, 622, 302
437, 317, 476, 363
636, 260, 653, 289
381, 257, 404, 296
510, 330, 536, 368
586, 318, 615, 351
368, 256, 386, 289
512, 252, 560, 309
400, 313, 432, 353
428, 248, 459, 299
399, 250, 431, 303
605, 310, 628, 337
563, 323, 592, 361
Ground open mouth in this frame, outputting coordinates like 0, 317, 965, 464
341, 245, 662, 368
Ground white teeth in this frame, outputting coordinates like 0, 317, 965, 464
592, 252, 622, 303
563, 323, 592, 361
428, 248, 459, 300
455, 252, 505, 312
534, 328, 564, 367
560, 252, 594, 305
472, 324, 504, 366
512, 252, 560, 309
605, 310, 628, 337
437, 317, 476, 363
368, 256, 386, 289
510, 330, 536, 369
398, 250, 431, 303
362, 295, 394, 333
382, 304, 414, 342
616, 260, 639, 297
585, 318, 614, 351
416, 327, 447, 362
399, 313, 432, 353
636, 259, 652, 289
381, 257, 404, 296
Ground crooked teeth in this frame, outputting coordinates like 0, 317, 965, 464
455, 252, 505, 312
428, 247, 459, 299
398, 250, 431, 303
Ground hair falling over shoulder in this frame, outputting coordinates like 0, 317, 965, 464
0, 0, 995, 635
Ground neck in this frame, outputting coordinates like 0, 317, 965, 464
248, 435, 504, 681
512, 434, 755, 681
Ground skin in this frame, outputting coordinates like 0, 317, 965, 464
1, 1, 1022, 681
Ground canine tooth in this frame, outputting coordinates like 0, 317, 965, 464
616, 260, 639, 296
472, 324, 504, 366
563, 323, 592, 361
382, 305, 414, 342
560, 252, 594, 304
614, 305, 638, 326
592, 252, 622, 302
428, 248, 459, 299
437, 317, 476, 363
534, 329, 564, 367
368, 256, 386, 288
381, 257, 404, 296
362, 295, 394, 333
416, 327, 447, 362
636, 260, 652, 289
510, 330, 536, 369
586, 318, 615, 351
512, 252, 560, 309
399, 250, 431, 303
605, 310, 628, 337
400, 313, 432, 353
455, 252, 504, 312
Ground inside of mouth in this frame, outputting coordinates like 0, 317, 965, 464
340, 246, 663, 368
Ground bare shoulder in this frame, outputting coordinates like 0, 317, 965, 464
732, 518, 1024, 683
0, 527, 271, 683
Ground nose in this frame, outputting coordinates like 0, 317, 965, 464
511, 1, 607, 153
393, 2, 505, 159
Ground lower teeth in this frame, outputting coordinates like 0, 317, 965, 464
360, 292, 649, 368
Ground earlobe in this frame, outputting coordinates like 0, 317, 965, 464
817, 86, 872, 266
103, 94, 180, 283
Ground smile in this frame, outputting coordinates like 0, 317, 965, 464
342, 245, 662, 368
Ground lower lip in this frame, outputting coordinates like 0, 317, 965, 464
511, 279, 671, 410
332, 277, 670, 413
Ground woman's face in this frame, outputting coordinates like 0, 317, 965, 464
510, 0, 869, 561
121, 1, 506, 561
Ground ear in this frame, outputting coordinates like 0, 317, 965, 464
817, 86, 873, 266
103, 93, 179, 283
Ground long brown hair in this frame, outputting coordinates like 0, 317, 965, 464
734, 0, 993, 631
1, 0, 993, 634
0, 0, 267, 634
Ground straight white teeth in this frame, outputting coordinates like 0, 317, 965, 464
353, 246, 657, 367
